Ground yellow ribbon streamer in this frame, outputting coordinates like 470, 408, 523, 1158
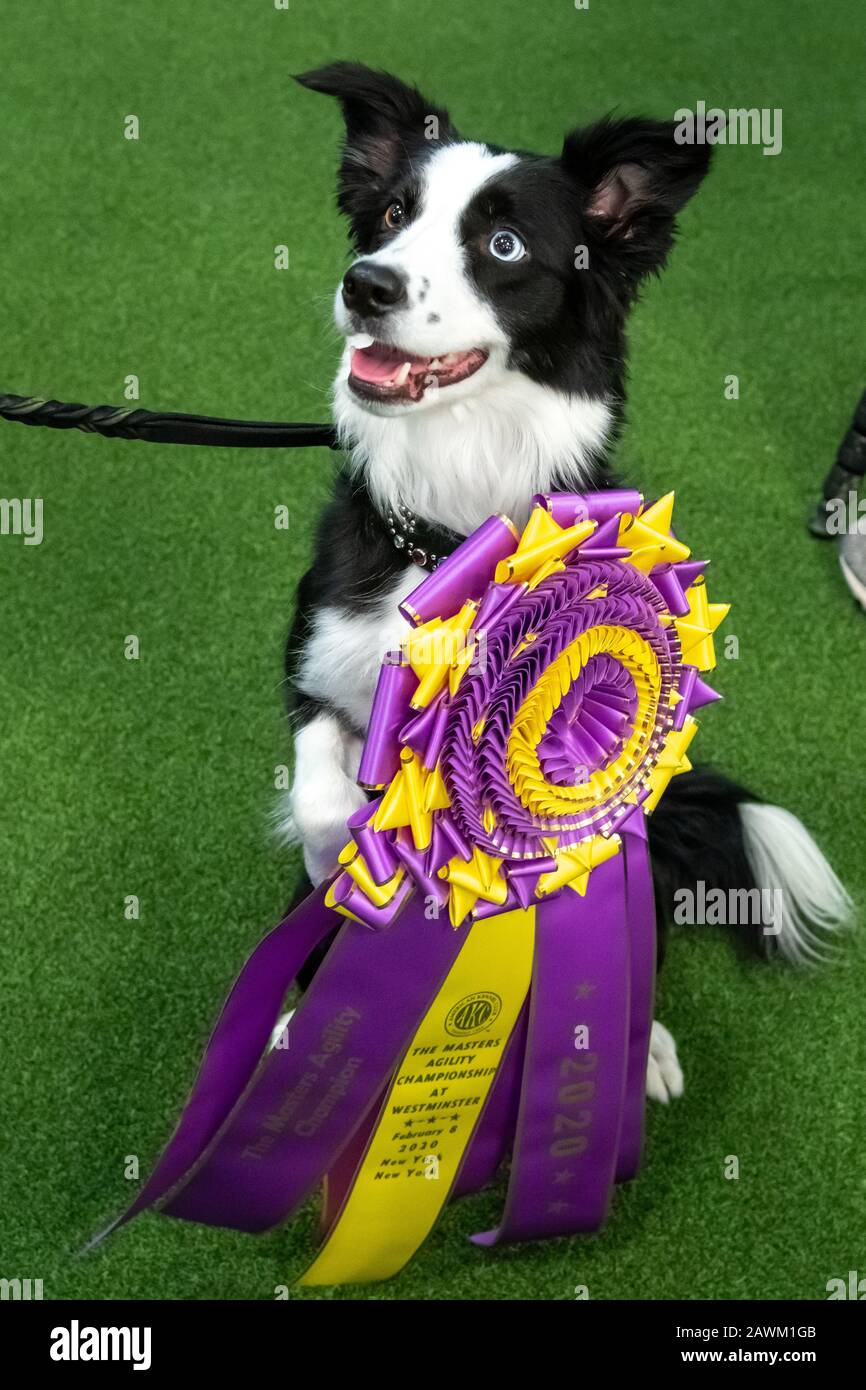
298, 908, 535, 1286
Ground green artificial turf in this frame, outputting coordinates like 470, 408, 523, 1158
1, 0, 865, 1302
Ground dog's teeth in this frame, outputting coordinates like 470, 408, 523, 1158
394, 362, 412, 386
442, 352, 462, 365
348, 333, 375, 349
430, 358, 443, 370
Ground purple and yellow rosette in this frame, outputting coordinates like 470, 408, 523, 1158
328, 489, 726, 933
97, 490, 727, 1287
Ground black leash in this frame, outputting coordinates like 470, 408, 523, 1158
0, 389, 455, 570
5, 388, 862, 544
0, 392, 338, 450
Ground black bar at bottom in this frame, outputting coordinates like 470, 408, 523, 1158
3, 1295, 860, 1373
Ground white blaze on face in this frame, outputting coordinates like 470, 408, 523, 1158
336, 141, 519, 358
330, 139, 614, 535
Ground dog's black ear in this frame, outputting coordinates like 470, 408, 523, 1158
295, 63, 456, 216
561, 116, 712, 277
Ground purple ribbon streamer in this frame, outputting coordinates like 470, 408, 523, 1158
616, 819, 657, 1181
472, 850, 638, 1244
89, 884, 339, 1245
93, 887, 471, 1242
452, 1004, 528, 1198
161, 895, 471, 1231
92, 827, 655, 1266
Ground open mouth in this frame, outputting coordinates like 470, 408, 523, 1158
348, 339, 488, 403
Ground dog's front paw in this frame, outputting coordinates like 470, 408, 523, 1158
645, 1020, 684, 1103
290, 774, 369, 885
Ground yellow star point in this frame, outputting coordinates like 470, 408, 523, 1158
618, 491, 691, 573
448, 639, 477, 696
641, 719, 698, 813
674, 581, 729, 671
403, 600, 478, 708
494, 505, 596, 586
422, 763, 451, 813
440, 844, 507, 927
536, 834, 621, 898
373, 749, 433, 849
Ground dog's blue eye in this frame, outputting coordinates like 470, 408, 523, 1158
489, 230, 526, 262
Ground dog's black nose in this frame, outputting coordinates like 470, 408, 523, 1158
342, 261, 407, 316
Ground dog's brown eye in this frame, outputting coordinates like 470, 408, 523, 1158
384, 201, 405, 230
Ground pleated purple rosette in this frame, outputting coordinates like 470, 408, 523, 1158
438, 560, 679, 864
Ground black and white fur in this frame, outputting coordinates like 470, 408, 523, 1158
277, 64, 852, 1102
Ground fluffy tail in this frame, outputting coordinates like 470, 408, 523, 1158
647, 770, 853, 964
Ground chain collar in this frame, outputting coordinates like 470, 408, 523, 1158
385, 501, 453, 572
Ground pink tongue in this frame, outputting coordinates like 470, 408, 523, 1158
351, 343, 429, 385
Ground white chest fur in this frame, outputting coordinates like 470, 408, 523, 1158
295, 563, 428, 734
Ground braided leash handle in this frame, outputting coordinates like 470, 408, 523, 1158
0, 393, 339, 450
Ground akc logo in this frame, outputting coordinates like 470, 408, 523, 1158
445, 991, 502, 1036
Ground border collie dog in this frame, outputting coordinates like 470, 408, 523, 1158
278, 63, 852, 1100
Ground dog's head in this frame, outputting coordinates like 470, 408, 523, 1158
296, 62, 711, 423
